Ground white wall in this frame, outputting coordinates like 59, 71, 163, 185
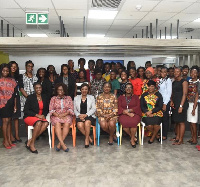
9, 54, 167, 73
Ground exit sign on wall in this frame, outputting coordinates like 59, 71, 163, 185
26, 13, 48, 24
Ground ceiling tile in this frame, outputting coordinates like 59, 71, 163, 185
87, 19, 114, 26
153, 1, 193, 13
0, 8, 25, 17
171, 13, 200, 22
52, 0, 88, 10
142, 12, 177, 21
182, 3, 200, 14
0, 0, 20, 9
16, 0, 54, 9
57, 10, 87, 19
121, 0, 160, 12
112, 19, 140, 27
116, 11, 148, 20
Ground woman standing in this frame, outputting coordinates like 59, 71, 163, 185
75, 69, 89, 96
68, 60, 78, 80
46, 65, 58, 94
140, 80, 163, 144
158, 67, 172, 140
171, 67, 188, 145
96, 82, 118, 145
86, 60, 95, 82
74, 83, 96, 148
187, 66, 199, 145
129, 67, 143, 96
49, 83, 74, 152
118, 70, 129, 96
118, 83, 141, 148
9, 61, 22, 143
55, 64, 75, 100
36, 67, 52, 103
142, 67, 155, 94
90, 69, 105, 99
24, 83, 49, 154
19, 60, 38, 110
137, 67, 146, 81
0, 63, 17, 149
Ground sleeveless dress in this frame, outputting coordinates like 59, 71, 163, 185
172, 79, 188, 123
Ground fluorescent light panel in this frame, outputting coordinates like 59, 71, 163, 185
88, 10, 118, 19
87, 34, 105, 38
27, 34, 48, 37
194, 18, 200, 22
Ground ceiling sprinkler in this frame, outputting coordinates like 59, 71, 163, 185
136, 5, 142, 10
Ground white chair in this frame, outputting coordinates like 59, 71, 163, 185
141, 121, 162, 145
28, 125, 52, 148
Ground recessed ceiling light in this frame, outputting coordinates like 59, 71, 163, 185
87, 34, 105, 38
27, 34, 48, 37
136, 5, 142, 10
194, 18, 200, 22
88, 10, 118, 19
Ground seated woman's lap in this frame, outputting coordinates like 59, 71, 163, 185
24, 116, 48, 126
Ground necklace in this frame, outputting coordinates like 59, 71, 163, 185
125, 95, 132, 109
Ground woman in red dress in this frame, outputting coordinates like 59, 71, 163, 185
118, 83, 142, 148
129, 67, 143, 96
0, 63, 17, 149
24, 82, 49, 154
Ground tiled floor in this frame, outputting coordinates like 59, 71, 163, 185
0, 132, 200, 187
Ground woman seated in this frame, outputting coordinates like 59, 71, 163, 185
49, 83, 74, 152
118, 83, 142, 148
140, 80, 163, 144
74, 83, 96, 148
96, 82, 118, 145
24, 82, 49, 154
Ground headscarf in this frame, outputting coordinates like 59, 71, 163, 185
145, 67, 155, 76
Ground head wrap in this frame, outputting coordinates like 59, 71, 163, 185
145, 67, 155, 76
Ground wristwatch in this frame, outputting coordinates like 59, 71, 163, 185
180, 105, 183, 108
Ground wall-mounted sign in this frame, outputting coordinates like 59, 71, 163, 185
26, 13, 48, 24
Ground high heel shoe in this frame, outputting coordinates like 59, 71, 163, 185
15, 137, 22, 143
56, 147, 61, 152
3, 143, 11, 149
10, 144, 16, 147
64, 148, 69, 152
29, 148, 38, 154
148, 140, 154, 144
25, 140, 30, 150
130, 142, 136, 148
90, 141, 94, 145
85, 145, 89, 148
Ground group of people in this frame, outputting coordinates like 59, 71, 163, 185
0, 58, 200, 154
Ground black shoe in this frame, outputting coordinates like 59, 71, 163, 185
25, 140, 29, 150
191, 142, 198, 145
108, 142, 113, 145
90, 141, 94, 146
64, 148, 69, 152
157, 137, 161, 142
113, 138, 118, 143
12, 139, 17, 144
29, 148, 38, 154
130, 142, 136, 148
148, 140, 154, 144
15, 138, 22, 143
85, 145, 89, 148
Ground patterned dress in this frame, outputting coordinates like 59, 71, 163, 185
91, 78, 105, 99
19, 73, 38, 110
96, 93, 118, 122
49, 96, 74, 126
140, 92, 163, 125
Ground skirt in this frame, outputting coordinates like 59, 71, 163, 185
76, 116, 95, 125
119, 114, 141, 128
0, 96, 14, 118
142, 116, 162, 126
12, 94, 21, 119
187, 102, 198, 123
24, 117, 48, 126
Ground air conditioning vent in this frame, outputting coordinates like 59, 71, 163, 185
92, 0, 122, 9
185, 28, 194, 32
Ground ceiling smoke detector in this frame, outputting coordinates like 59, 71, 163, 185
136, 5, 142, 10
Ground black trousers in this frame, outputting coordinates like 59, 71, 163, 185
162, 102, 170, 138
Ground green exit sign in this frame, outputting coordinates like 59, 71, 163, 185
38, 14, 48, 24
26, 13, 48, 25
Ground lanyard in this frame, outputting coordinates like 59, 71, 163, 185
125, 96, 132, 109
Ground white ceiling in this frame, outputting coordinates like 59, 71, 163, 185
0, 0, 200, 39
